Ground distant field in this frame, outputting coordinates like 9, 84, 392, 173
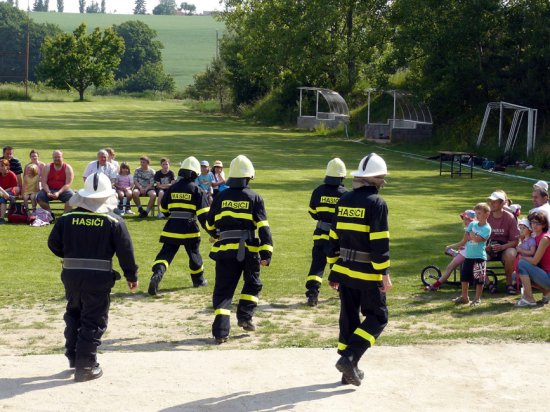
31, 12, 225, 88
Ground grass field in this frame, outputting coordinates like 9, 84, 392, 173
30, 12, 225, 88
1, 94, 549, 350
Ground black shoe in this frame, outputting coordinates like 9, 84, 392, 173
74, 364, 103, 382
215, 336, 228, 344
307, 295, 318, 307
237, 319, 256, 331
138, 208, 148, 218
341, 368, 364, 385
335, 356, 362, 386
193, 279, 208, 288
148, 273, 163, 296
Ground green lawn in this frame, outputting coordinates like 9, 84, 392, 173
1, 95, 549, 345
30, 12, 225, 88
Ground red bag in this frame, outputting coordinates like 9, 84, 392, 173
7, 202, 35, 224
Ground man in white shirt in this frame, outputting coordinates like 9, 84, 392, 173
83, 149, 117, 183
529, 181, 550, 222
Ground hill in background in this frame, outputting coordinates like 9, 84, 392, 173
31, 12, 225, 88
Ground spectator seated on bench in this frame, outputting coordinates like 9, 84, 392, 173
132, 156, 156, 218
36, 150, 75, 214
515, 211, 550, 306
115, 162, 135, 215
0, 159, 19, 223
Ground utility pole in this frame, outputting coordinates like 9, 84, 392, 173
25, 3, 30, 98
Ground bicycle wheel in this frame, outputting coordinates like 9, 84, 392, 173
421, 265, 441, 286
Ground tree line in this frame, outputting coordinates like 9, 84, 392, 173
188, 0, 550, 134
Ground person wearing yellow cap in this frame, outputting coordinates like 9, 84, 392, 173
305, 158, 348, 306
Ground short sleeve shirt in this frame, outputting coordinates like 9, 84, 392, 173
154, 170, 175, 186
488, 211, 519, 244
83, 161, 117, 180
195, 173, 213, 192
134, 168, 155, 188
465, 221, 492, 259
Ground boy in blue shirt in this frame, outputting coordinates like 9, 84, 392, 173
453, 202, 492, 306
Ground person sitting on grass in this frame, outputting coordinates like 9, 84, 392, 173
515, 212, 550, 307
425, 209, 476, 291
453, 202, 491, 307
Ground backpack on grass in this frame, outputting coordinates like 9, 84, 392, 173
7, 202, 35, 224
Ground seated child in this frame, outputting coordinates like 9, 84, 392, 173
425, 209, 476, 291
23, 163, 40, 215
513, 218, 536, 288
453, 203, 492, 306
115, 162, 134, 215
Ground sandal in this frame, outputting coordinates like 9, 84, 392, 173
514, 298, 536, 307
506, 285, 518, 295
488, 283, 498, 294
452, 296, 470, 305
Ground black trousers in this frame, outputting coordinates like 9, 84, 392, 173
62, 270, 114, 368
305, 238, 328, 297
152, 240, 205, 285
212, 255, 262, 339
337, 283, 388, 361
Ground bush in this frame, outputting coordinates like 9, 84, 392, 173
240, 88, 298, 125
116, 62, 175, 94
0, 84, 31, 101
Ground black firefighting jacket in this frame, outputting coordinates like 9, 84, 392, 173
327, 185, 390, 290
48, 208, 138, 282
158, 178, 210, 245
206, 186, 273, 262
308, 183, 348, 242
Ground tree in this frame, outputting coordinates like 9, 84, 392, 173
37, 23, 125, 101
32, 0, 48, 11
79, 0, 85, 13
179, 2, 196, 15
112, 20, 163, 79
152, 0, 176, 15
101, 0, 105, 13
134, 0, 146, 14
185, 57, 230, 110
57, 0, 63, 12
117, 62, 175, 93
86, 1, 100, 13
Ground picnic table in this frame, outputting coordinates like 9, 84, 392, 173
439, 151, 474, 178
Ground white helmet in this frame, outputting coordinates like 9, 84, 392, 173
325, 158, 346, 177
228, 155, 255, 179
78, 173, 116, 199
351, 153, 387, 177
180, 156, 201, 175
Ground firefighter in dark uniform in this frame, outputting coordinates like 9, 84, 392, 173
206, 155, 273, 343
48, 173, 138, 382
327, 153, 393, 387
148, 156, 210, 295
305, 158, 348, 306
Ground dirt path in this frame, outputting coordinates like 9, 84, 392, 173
1, 344, 549, 411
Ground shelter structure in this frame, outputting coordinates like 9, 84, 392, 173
476, 102, 538, 156
297, 87, 349, 129
365, 89, 433, 143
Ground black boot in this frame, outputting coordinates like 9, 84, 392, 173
237, 319, 256, 331
335, 355, 362, 386
148, 272, 163, 296
74, 364, 103, 382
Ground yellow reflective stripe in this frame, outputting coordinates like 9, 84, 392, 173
337, 342, 348, 351
239, 294, 259, 303
258, 244, 273, 253
161, 231, 200, 239
308, 207, 317, 215
331, 264, 383, 281
354, 327, 376, 346
189, 265, 204, 274
206, 221, 216, 231
316, 206, 335, 214
215, 211, 253, 221
256, 220, 269, 229
160, 205, 169, 213
370, 230, 389, 240
196, 206, 210, 216
313, 234, 329, 241
336, 222, 370, 232
372, 260, 390, 270
329, 229, 339, 240
307, 275, 322, 283
168, 203, 196, 210
327, 256, 338, 264
153, 260, 169, 268
214, 308, 230, 316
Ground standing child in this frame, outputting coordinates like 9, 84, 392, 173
453, 203, 492, 306
22, 163, 40, 215
425, 209, 476, 291
115, 162, 134, 215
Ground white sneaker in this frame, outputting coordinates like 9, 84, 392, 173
120, 210, 125, 216
125, 209, 134, 215
157, 212, 165, 219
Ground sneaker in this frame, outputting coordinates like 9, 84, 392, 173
138, 208, 148, 218
237, 319, 256, 331
307, 295, 318, 307
120, 209, 125, 216
335, 356, 361, 386
157, 212, 165, 219
452, 296, 470, 305
470, 299, 482, 307
342, 368, 364, 385
148, 273, 163, 296
515, 298, 537, 307
74, 364, 103, 382
125, 208, 134, 215
193, 279, 208, 288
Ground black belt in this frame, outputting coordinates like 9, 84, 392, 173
63, 258, 112, 271
219, 230, 255, 262
339, 248, 371, 263
316, 221, 332, 231
170, 211, 197, 220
